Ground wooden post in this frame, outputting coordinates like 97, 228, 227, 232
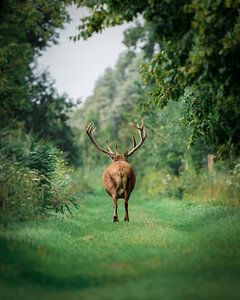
208, 154, 214, 172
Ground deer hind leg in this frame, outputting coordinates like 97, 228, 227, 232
124, 194, 130, 222
112, 196, 119, 222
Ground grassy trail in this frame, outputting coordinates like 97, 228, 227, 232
0, 189, 240, 300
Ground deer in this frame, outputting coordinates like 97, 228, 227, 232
85, 120, 147, 222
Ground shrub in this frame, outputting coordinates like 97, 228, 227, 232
138, 159, 240, 207
139, 169, 184, 199
0, 128, 79, 222
0, 154, 41, 221
180, 160, 240, 207
226, 159, 240, 204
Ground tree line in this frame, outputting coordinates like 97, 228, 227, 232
71, 0, 240, 204
0, 0, 79, 164
1, 0, 239, 164
73, 0, 240, 159
0, 0, 80, 220
0, 1, 239, 220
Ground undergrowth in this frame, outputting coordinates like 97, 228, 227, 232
138, 159, 240, 207
0, 128, 81, 222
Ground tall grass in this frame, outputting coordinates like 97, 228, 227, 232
181, 160, 240, 207
138, 159, 240, 207
0, 127, 79, 222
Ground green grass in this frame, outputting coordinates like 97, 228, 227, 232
0, 187, 240, 300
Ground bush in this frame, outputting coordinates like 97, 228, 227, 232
0, 154, 41, 221
180, 160, 240, 207
138, 159, 240, 207
139, 169, 184, 199
0, 128, 79, 222
226, 159, 240, 204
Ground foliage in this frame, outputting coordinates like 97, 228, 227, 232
0, 0, 69, 127
73, 0, 240, 158
0, 1, 79, 165
138, 158, 240, 207
71, 46, 240, 206
26, 71, 80, 165
70, 51, 146, 168
0, 154, 41, 221
0, 127, 79, 221
181, 163, 240, 207
71, 51, 196, 174
227, 158, 240, 201
138, 168, 183, 199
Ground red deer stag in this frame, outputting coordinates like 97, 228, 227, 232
85, 120, 147, 222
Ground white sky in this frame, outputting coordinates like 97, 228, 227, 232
37, 6, 130, 102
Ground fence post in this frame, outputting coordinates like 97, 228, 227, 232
208, 154, 215, 172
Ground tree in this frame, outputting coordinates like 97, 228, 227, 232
25, 71, 79, 165
0, 1, 80, 165
0, 0, 69, 126
70, 49, 208, 174
70, 51, 143, 167
73, 0, 240, 158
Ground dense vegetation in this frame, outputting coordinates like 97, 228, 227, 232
73, 0, 240, 158
0, 1, 239, 299
0, 0, 81, 220
68, 0, 240, 206
71, 50, 240, 206
1, 0, 239, 219
0, 0, 79, 164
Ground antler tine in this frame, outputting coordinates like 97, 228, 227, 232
106, 140, 120, 155
89, 123, 95, 134
106, 140, 114, 153
144, 126, 147, 138
85, 122, 113, 157
132, 135, 137, 147
85, 122, 92, 132
115, 143, 120, 155
85, 122, 96, 135
125, 119, 147, 157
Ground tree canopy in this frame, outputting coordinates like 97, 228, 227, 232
73, 0, 240, 158
0, 0, 79, 164
0, 0, 69, 125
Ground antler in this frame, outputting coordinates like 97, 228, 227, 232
85, 123, 113, 157
125, 119, 147, 157
85, 121, 147, 158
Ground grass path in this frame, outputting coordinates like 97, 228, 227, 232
0, 190, 240, 300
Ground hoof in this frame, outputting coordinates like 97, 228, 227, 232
124, 217, 129, 222
113, 216, 119, 222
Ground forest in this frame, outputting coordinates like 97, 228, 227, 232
0, 1, 240, 299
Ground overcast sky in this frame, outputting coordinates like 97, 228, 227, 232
37, 6, 130, 102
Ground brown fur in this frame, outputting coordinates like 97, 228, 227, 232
102, 160, 136, 199
102, 155, 136, 222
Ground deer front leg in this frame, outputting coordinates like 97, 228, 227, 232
124, 196, 129, 222
112, 196, 118, 222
